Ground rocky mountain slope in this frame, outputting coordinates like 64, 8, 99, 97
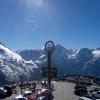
18, 44, 100, 77
0, 43, 40, 85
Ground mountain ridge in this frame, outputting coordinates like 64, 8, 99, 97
18, 44, 100, 77
0, 42, 100, 85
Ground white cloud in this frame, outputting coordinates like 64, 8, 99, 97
25, 19, 35, 23
25, 18, 38, 32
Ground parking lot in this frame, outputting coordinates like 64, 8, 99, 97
2, 81, 100, 100
3, 82, 42, 100
3, 81, 78, 100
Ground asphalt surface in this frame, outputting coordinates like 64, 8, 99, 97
53, 81, 79, 100
3, 81, 79, 100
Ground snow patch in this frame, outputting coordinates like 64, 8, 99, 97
40, 54, 45, 59
92, 50, 100, 57
0, 44, 22, 61
35, 60, 42, 63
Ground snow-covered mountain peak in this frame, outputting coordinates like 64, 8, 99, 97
92, 49, 100, 57
76, 48, 92, 55
76, 48, 93, 62
0, 44, 22, 61
0, 43, 40, 84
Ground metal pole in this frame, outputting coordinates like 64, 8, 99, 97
45, 40, 55, 100
48, 52, 51, 91
48, 52, 53, 100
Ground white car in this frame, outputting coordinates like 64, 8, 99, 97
79, 96, 100, 100
41, 88, 48, 92
23, 91, 33, 97
12, 95, 28, 100
78, 97, 92, 100
92, 91, 100, 99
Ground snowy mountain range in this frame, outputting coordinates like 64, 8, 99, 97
18, 44, 100, 77
0, 42, 100, 85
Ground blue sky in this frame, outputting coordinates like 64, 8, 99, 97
0, 0, 100, 50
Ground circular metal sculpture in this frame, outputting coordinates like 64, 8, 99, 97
45, 40, 55, 54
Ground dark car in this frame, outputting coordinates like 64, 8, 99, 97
74, 85, 88, 96
4, 85, 13, 97
0, 87, 7, 99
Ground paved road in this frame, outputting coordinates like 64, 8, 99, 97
53, 81, 79, 100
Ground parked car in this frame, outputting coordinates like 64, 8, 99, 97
0, 87, 7, 99
27, 93, 37, 100
37, 88, 53, 100
90, 88, 100, 94
92, 91, 100, 99
78, 96, 92, 100
12, 95, 28, 100
23, 91, 33, 98
78, 96, 100, 100
4, 85, 13, 97
74, 85, 88, 96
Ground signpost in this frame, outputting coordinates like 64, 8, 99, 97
44, 40, 56, 100
42, 67, 57, 78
